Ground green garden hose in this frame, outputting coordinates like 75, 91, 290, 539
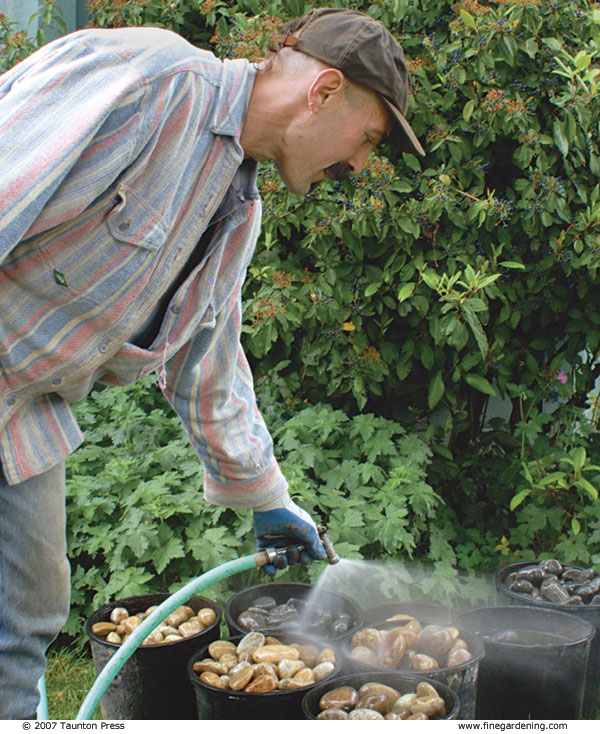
75, 552, 262, 720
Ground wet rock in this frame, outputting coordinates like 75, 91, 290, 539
316, 648, 336, 664
539, 559, 563, 575
91, 622, 117, 636
511, 579, 536, 595
316, 709, 348, 719
252, 643, 300, 664
244, 674, 278, 693
229, 663, 256, 691
199, 671, 223, 688
319, 686, 359, 711
447, 647, 473, 666
562, 568, 595, 584
278, 658, 304, 678
292, 667, 315, 686
109, 607, 129, 624
196, 608, 216, 626
418, 624, 454, 658
416, 682, 438, 698
411, 653, 439, 671
351, 645, 379, 666
236, 631, 265, 657
209, 640, 237, 659
252, 595, 277, 610
380, 628, 406, 668
312, 662, 335, 681
410, 695, 446, 716
351, 627, 382, 651
515, 566, 545, 586
106, 632, 122, 644
348, 708, 384, 720
540, 580, 570, 604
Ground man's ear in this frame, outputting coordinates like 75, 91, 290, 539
307, 68, 345, 112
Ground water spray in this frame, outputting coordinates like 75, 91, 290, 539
72, 532, 340, 720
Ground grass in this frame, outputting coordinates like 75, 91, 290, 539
45, 647, 102, 720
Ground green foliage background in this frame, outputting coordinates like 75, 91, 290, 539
3, 0, 600, 637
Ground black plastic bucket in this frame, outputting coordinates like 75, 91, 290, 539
361, 602, 452, 626
457, 605, 594, 720
301, 671, 459, 719
224, 581, 361, 641
341, 619, 484, 719
496, 561, 600, 717
86, 592, 221, 719
187, 632, 341, 719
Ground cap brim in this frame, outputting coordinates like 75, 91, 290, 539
382, 98, 425, 156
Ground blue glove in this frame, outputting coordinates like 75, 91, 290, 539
253, 492, 327, 576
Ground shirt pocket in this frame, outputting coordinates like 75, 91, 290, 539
106, 185, 166, 251
41, 184, 167, 308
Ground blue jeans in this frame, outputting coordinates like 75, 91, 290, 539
0, 461, 70, 719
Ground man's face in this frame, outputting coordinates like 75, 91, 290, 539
274, 82, 392, 196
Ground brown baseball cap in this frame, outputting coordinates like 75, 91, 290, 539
279, 7, 425, 156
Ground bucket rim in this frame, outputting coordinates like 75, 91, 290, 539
300, 671, 460, 720
343, 618, 485, 674
456, 604, 596, 648
495, 561, 600, 614
85, 592, 222, 650
187, 631, 342, 699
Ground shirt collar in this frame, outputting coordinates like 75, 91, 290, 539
210, 58, 257, 141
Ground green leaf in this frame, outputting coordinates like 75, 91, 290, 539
464, 373, 497, 397
428, 371, 445, 410
576, 477, 599, 501
365, 282, 382, 297
398, 283, 416, 302
553, 120, 569, 157
463, 99, 476, 122
571, 517, 581, 535
460, 9, 475, 28
510, 489, 531, 511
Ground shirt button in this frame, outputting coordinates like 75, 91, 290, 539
7, 396, 16, 406
172, 304, 181, 314
118, 221, 131, 232
98, 343, 109, 354
51, 376, 62, 386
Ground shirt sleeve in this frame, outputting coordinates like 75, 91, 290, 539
0, 31, 147, 265
162, 208, 289, 509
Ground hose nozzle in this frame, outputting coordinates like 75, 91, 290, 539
317, 525, 340, 564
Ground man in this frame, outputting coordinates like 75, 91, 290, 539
0, 7, 424, 718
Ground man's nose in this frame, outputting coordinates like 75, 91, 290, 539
348, 147, 371, 175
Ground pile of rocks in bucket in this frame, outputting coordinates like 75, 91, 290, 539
316, 680, 448, 720
504, 560, 600, 606
192, 631, 336, 692
91, 604, 217, 645
349, 616, 472, 671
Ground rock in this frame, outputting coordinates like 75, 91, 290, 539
278, 658, 304, 678
319, 686, 359, 711
244, 674, 277, 693
179, 620, 203, 638
316, 709, 348, 719
197, 608, 217, 626
109, 607, 129, 624
209, 640, 237, 659
539, 559, 563, 575
540, 580, 570, 604
316, 648, 336, 664
447, 647, 473, 666
252, 644, 300, 664
351, 627, 382, 651
380, 627, 406, 668
292, 667, 315, 686
411, 653, 439, 671
229, 663, 256, 691
312, 662, 335, 682
91, 622, 117, 637
418, 625, 454, 658
410, 695, 446, 716
236, 631, 265, 657
351, 645, 379, 666
348, 708, 384, 720
199, 671, 223, 688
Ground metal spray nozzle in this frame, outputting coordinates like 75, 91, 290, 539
317, 525, 340, 564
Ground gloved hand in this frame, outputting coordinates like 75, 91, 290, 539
253, 492, 327, 576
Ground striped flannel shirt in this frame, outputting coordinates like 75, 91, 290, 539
0, 26, 288, 507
